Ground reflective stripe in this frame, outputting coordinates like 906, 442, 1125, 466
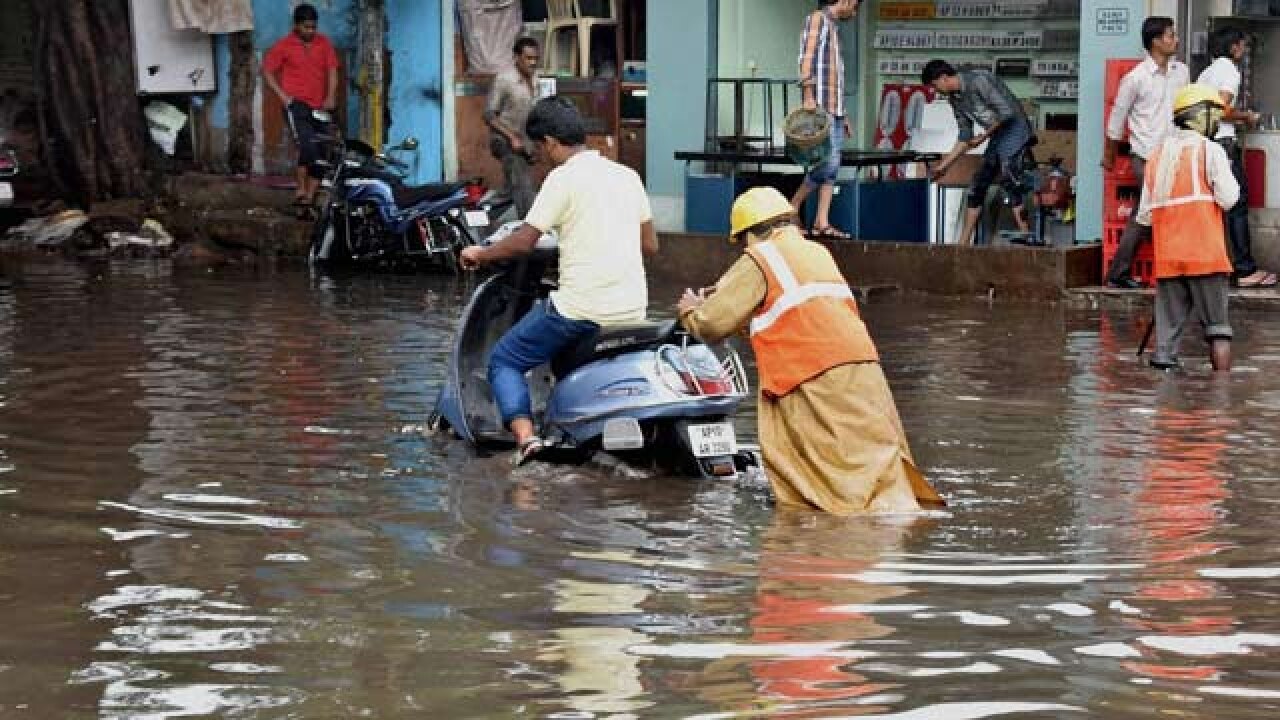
750, 282, 855, 336
1190, 139, 1204, 197
755, 241, 799, 292
1148, 193, 1217, 209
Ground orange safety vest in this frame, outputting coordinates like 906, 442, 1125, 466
745, 232, 878, 397
1144, 135, 1234, 280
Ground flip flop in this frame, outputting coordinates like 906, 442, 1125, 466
809, 225, 852, 241
511, 436, 545, 467
1237, 271, 1277, 288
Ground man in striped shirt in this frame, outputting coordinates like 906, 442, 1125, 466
793, 0, 859, 240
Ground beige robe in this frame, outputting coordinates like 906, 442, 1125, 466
680, 253, 944, 515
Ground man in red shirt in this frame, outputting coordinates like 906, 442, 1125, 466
262, 4, 340, 213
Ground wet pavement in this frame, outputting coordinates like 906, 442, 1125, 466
0, 257, 1277, 719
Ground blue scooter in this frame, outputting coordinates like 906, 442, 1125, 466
308, 116, 489, 271
430, 224, 757, 478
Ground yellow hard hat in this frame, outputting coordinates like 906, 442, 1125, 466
1174, 83, 1224, 114
729, 187, 794, 240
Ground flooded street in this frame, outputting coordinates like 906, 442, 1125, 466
0, 258, 1277, 719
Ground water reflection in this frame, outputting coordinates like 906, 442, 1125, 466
692, 513, 917, 718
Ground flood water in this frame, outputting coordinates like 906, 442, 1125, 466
0, 257, 1277, 719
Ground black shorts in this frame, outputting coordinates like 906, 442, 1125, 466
285, 100, 327, 179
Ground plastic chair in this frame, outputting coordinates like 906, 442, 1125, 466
544, 0, 621, 77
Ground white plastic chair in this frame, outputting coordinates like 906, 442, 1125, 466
544, 0, 621, 77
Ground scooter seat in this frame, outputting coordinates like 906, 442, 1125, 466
552, 320, 680, 378
393, 182, 464, 207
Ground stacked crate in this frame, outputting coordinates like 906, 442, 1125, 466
1102, 58, 1154, 285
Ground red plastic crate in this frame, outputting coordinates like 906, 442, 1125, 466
1103, 176, 1140, 226
1104, 58, 1141, 108
1103, 59, 1145, 233
1102, 221, 1154, 286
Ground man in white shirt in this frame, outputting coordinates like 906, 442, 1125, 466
1197, 26, 1275, 288
1102, 17, 1189, 289
460, 97, 660, 465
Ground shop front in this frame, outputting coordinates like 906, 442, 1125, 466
645, 0, 1196, 257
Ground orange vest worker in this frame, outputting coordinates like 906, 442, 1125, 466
1144, 137, 1234, 280
745, 231, 878, 397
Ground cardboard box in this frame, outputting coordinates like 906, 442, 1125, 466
1036, 129, 1077, 173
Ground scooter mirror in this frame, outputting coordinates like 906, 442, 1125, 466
399, 137, 419, 151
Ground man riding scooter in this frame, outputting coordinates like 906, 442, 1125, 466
459, 97, 660, 466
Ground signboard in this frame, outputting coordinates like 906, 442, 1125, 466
879, 1, 936, 19
1096, 8, 1130, 36
996, 58, 1032, 78
874, 29, 936, 50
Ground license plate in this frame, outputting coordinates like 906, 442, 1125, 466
687, 422, 737, 458
464, 210, 489, 227
0, 182, 11, 206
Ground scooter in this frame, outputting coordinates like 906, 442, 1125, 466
307, 110, 489, 271
429, 223, 758, 478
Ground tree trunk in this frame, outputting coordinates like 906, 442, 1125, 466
227, 31, 255, 175
33, 0, 152, 206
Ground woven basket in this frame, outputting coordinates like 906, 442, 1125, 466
783, 108, 831, 150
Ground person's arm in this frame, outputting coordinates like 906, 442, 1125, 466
461, 170, 565, 269
797, 13, 823, 110
324, 68, 338, 110
640, 220, 659, 257
637, 185, 658, 256
678, 254, 767, 344
261, 45, 291, 106
1216, 89, 1258, 129
1135, 150, 1155, 226
460, 222, 542, 268
323, 41, 339, 110
931, 140, 970, 181
1207, 141, 1241, 211
1103, 74, 1137, 170
974, 74, 1015, 141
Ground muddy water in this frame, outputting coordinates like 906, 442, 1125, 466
0, 258, 1277, 719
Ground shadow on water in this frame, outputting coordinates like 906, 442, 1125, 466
0, 259, 1277, 718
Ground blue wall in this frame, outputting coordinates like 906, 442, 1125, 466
1077, 0, 1145, 243
386, 0, 444, 183
204, 0, 442, 182
646, 0, 715, 201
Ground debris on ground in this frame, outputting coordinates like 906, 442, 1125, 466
2, 210, 174, 257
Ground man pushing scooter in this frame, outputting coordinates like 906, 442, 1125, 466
460, 97, 660, 466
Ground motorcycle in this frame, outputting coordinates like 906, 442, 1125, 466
307, 110, 491, 271
429, 223, 759, 479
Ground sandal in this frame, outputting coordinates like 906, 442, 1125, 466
511, 436, 545, 467
1237, 271, 1277, 288
809, 225, 852, 241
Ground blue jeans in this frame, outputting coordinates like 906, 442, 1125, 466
488, 299, 598, 426
804, 114, 845, 187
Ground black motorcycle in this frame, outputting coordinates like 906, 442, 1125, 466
307, 111, 496, 272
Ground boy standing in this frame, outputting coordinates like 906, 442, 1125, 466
262, 4, 340, 213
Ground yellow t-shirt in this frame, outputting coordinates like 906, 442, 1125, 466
525, 150, 651, 325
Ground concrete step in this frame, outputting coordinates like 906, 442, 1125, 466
165, 206, 311, 257
1069, 285, 1280, 310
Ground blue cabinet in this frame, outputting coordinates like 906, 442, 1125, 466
684, 173, 744, 235
802, 178, 928, 243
